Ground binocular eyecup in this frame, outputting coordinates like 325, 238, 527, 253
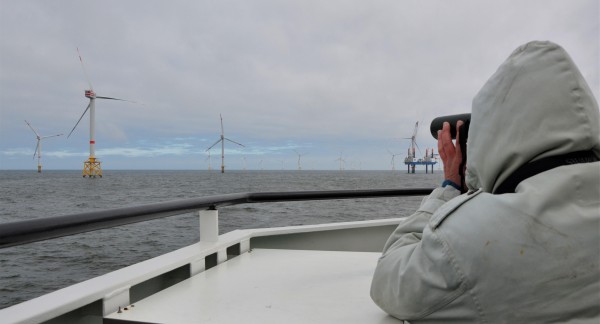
430, 113, 471, 139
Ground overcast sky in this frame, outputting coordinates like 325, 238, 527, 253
1, 0, 598, 170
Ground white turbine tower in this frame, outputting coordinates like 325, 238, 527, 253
206, 150, 212, 171
206, 114, 244, 173
294, 149, 308, 171
67, 48, 134, 178
25, 120, 62, 173
387, 149, 399, 171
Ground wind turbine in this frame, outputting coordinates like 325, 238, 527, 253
387, 149, 399, 171
293, 149, 308, 170
25, 120, 62, 173
67, 48, 134, 178
205, 150, 212, 171
334, 152, 346, 171
206, 114, 244, 173
403, 121, 421, 162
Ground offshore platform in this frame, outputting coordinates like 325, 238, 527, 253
403, 121, 438, 173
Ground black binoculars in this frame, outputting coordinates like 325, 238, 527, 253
429, 113, 471, 192
430, 113, 471, 140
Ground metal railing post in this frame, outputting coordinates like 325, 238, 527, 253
199, 208, 219, 242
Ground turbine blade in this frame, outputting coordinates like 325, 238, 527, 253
206, 138, 222, 151
96, 96, 126, 100
220, 114, 224, 135
24, 120, 40, 137
33, 140, 40, 159
414, 141, 422, 156
95, 96, 134, 102
41, 134, 63, 139
413, 121, 420, 138
224, 138, 244, 147
77, 47, 94, 90
67, 101, 91, 138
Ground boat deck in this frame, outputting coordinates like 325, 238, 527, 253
105, 248, 401, 324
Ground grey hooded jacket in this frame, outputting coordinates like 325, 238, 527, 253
371, 41, 600, 323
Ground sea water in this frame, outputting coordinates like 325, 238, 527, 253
0, 170, 441, 308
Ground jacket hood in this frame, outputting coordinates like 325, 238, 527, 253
466, 41, 599, 193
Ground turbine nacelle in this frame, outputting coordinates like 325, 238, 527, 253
85, 90, 96, 99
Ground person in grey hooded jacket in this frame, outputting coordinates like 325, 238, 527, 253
370, 41, 600, 323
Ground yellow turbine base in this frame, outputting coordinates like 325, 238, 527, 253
83, 158, 102, 178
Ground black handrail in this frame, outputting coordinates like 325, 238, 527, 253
0, 188, 434, 249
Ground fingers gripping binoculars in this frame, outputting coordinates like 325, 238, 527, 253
430, 113, 471, 140
430, 113, 471, 192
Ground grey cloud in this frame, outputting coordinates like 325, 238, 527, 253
1, 0, 597, 170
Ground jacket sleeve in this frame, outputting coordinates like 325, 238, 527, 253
370, 186, 464, 320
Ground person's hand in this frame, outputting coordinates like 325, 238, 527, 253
437, 121, 463, 188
